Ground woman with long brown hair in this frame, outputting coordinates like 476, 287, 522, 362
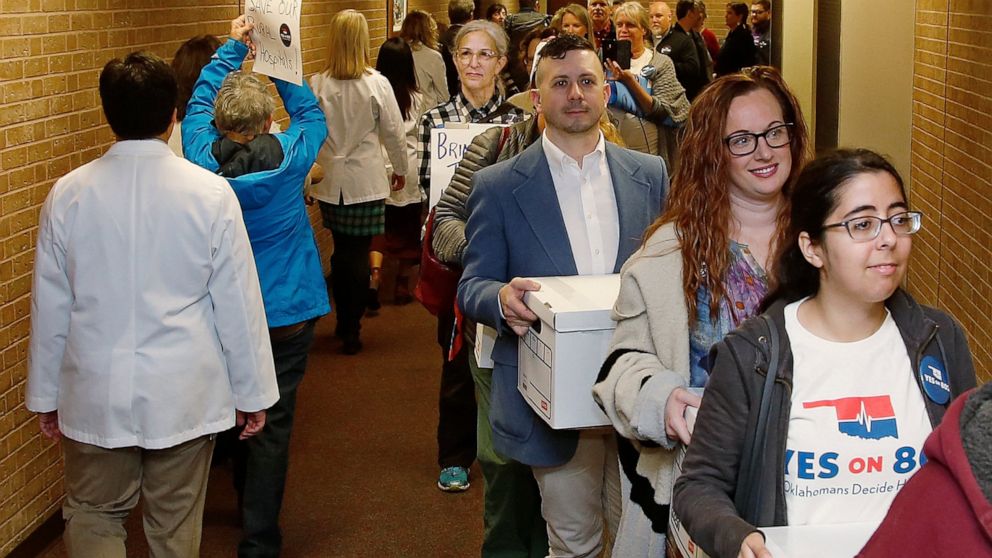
167, 35, 221, 156
399, 10, 449, 109
593, 66, 810, 556
550, 3, 595, 42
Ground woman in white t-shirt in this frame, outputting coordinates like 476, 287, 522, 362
672, 148, 977, 558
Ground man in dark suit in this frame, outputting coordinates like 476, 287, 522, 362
658, 0, 710, 100
440, 0, 475, 97
458, 35, 668, 557
716, 1, 758, 76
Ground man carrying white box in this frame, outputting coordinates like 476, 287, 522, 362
458, 35, 668, 557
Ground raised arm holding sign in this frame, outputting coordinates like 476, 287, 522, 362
245, 0, 303, 85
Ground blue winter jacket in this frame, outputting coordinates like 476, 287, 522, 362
183, 39, 330, 327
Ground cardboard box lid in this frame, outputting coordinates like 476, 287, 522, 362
522, 275, 621, 332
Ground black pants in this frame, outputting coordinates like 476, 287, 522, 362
436, 304, 477, 469
329, 231, 372, 337
234, 321, 316, 558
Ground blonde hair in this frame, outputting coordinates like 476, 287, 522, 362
612, 2, 653, 43
214, 71, 275, 135
322, 10, 372, 79
400, 10, 439, 50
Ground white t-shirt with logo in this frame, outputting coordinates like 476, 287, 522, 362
783, 299, 932, 526
629, 48, 654, 76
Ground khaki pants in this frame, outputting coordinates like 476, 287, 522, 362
532, 430, 621, 558
61, 435, 215, 558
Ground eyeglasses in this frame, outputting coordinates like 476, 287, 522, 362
751, 8, 767, 15
821, 211, 923, 242
724, 123, 793, 156
455, 49, 499, 64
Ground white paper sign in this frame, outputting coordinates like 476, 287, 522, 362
245, 0, 303, 85
428, 123, 504, 210
474, 323, 497, 368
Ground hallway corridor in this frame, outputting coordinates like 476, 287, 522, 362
38, 297, 486, 557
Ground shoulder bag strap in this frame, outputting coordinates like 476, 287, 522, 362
497, 125, 511, 152
741, 314, 780, 523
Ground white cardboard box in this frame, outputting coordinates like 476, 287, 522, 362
517, 274, 620, 430
669, 405, 708, 557
668, 402, 876, 558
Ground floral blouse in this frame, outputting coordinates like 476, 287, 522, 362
688, 241, 769, 387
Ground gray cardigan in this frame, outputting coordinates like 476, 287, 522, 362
592, 222, 691, 553
610, 51, 690, 170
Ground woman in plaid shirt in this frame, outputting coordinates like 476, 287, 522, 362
416, 19, 526, 493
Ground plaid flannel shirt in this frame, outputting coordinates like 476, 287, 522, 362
417, 91, 525, 199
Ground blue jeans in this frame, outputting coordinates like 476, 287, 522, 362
234, 320, 317, 558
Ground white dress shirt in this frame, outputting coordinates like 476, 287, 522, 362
27, 140, 278, 450
542, 132, 620, 275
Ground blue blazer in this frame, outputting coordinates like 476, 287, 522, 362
458, 139, 668, 467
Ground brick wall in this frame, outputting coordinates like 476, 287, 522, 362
908, 0, 991, 383
0, 0, 453, 553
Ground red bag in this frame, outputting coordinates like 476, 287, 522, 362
416, 127, 511, 316
415, 207, 462, 316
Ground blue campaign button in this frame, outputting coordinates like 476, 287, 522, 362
919, 355, 951, 405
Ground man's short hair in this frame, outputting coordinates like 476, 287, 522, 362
752, 0, 770, 10
532, 34, 599, 85
99, 51, 177, 140
676, 0, 696, 19
518, 0, 539, 9
214, 71, 276, 137
448, 0, 475, 24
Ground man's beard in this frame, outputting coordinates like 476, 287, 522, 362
547, 104, 601, 135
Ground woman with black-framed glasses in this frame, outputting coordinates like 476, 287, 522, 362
594, 66, 810, 556
672, 148, 976, 558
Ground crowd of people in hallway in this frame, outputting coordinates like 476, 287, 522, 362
23, 1, 990, 557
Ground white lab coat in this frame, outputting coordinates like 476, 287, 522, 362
26, 140, 278, 450
384, 91, 429, 208
309, 69, 409, 205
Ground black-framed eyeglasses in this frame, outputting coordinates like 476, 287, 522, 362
821, 211, 923, 242
723, 123, 793, 156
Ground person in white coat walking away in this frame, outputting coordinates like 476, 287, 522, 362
25, 50, 278, 558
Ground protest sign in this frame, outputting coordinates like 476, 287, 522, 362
245, 0, 303, 85
428, 123, 504, 210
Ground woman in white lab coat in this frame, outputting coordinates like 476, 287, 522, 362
309, 10, 407, 354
